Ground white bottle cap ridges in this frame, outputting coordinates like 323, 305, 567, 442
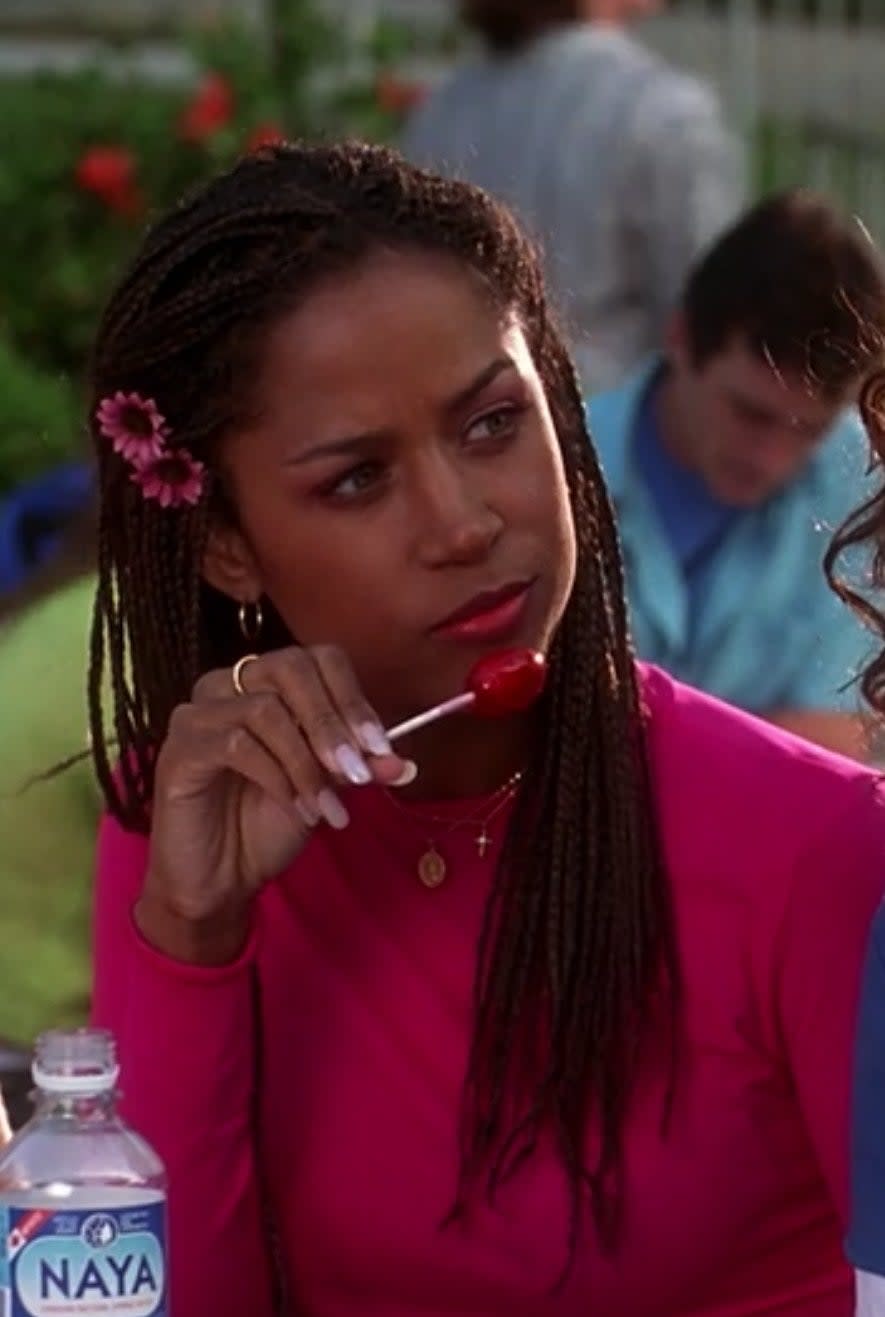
31, 1027, 120, 1095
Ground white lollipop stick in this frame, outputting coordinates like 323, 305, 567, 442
385, 692, 475, 743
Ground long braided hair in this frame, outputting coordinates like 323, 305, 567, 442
88, 141, 679, 1261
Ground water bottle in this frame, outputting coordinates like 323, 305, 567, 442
0, 1028, 167, 1317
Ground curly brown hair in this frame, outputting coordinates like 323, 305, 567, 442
87, 140, 679, 1266
826, 369, 885, 707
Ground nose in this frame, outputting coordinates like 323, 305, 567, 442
413, 456, 503, 569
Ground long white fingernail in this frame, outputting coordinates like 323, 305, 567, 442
358, 722, 393, 757
334, 744, 372, 785
390, 760, 418, 788
317, 789, 350, 830
295, 798, 319, 828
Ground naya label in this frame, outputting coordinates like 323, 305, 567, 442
0, 1199, 167, 1316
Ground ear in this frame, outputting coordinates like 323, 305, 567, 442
202, 520, 264, 605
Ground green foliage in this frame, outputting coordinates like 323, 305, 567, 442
0, 335, 80, 497
0, 4, 432, 489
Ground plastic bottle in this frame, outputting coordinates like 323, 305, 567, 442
0, 1027, 167, 1316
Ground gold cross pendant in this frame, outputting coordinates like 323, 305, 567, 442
476, 830, 491, 859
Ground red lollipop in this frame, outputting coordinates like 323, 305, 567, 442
386, 648, 547, 743
467, 648, 547, 716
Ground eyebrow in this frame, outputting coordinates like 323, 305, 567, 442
284, 355, 516, 467
727, 389, 777, 417
727, 388, 820, 430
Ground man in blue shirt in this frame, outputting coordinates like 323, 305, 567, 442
588, 190, 885, 758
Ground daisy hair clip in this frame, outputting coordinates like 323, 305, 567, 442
95, 391, 206, 509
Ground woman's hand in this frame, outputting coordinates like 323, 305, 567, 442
135, 645, 411, 963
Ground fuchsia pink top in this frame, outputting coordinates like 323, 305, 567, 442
91, 666, 885, 1316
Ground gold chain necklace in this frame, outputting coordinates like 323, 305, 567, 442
384, 770, 523, 889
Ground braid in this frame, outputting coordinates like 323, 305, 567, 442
87, 443, 211, 822
454, 337, 678, 1264
88, 141, 680, 1265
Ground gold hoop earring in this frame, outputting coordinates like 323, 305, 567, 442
238, 599, 264, 648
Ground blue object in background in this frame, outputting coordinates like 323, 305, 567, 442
0, 463, 93, 595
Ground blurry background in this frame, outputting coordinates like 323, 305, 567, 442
0, 0, 879, 502
0, 0, 448, 505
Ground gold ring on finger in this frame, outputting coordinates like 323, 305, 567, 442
232, 654, 260, 696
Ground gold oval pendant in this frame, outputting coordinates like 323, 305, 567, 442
417, 848, 447, 889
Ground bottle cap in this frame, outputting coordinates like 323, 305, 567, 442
32, 1028, 120, 1095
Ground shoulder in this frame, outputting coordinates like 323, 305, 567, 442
587, 360, 662, 499
641, 663, 885, 881
587, 361, 655, 449
586, 374, 635, 429
630, 51, 724, 127
812, 408, 871, 504
617, 49, 731, 171
556, 32, 723, 149
400, 60, 484, 144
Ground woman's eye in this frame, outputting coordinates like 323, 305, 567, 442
465, 405, 523, 444
323, 461, 385, 500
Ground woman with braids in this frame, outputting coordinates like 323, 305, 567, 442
88, 141, 885, 1317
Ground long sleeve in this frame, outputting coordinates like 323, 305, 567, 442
763, 780, 885, 1223
90, 810, 275, 1317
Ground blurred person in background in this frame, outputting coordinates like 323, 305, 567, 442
0, 503, 99, 1098
587, 190, 885, 759
402, 0, 743, 391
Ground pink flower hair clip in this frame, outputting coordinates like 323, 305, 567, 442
96, 391, 167, 463
95, 390, 206, 509
130, 448, 206, 509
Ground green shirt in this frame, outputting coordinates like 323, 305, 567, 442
0, 574, 99, 1046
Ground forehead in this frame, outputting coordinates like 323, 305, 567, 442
252, 249, 531, 435
711, 337, 848, 424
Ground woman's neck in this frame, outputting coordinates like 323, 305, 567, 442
394, 710, 534, 802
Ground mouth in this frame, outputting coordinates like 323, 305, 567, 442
431, 579, 537, 642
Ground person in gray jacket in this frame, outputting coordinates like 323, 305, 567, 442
403, 0, 744, 391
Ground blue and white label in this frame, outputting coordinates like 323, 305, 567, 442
0, 1198, 167, 1316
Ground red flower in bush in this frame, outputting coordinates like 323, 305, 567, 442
245, 122, 286, 154
75, 146, 144, 219
375, 72, 428, 117
178, 72, 235, 143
